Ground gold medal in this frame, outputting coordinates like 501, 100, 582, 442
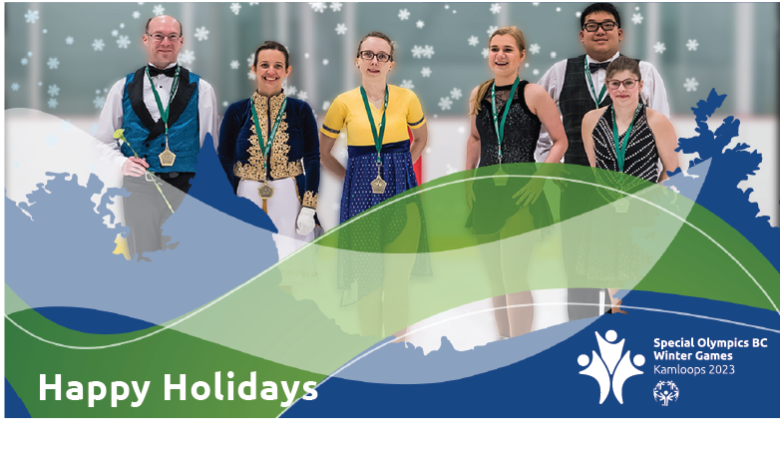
159, 147, 176, 167
258, 181, 275, 199
614, 197, 630, 213
371, 176, 387, 194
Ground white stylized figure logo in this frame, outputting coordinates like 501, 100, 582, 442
653, 381, 680, 406
577, 330, 645, 404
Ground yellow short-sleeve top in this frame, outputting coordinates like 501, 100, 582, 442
320, 85, 426, 146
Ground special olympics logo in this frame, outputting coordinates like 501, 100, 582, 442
577, 330, 645, 404
653, 381, 680, 406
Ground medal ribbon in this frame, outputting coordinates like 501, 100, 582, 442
585, 58, 608, 107
611, 103, 642, 173
490, 77, 520, 164
145, 66, 181, 143
250, 94, 288, 180
360, 85, 388, 168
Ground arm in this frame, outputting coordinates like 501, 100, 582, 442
647, 109, 680, 183
95, 78, 148, 177
581, 110, 601, 168
216, 103, 241, 193
526, 84, 567, 164
319, 133, 344, 180
300, 102, 320, 208
409, 123, 428, 163
465, 86, 481, 171
533, 61, 565, 162
198, 80, 220, 151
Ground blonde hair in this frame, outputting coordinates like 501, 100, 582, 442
471, 26, 527, 116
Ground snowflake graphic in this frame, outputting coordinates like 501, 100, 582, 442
298, 91, 309, 101
411, 45, 424, 59
556, 7, 561, 12
120, 23, 125, 29
450, 87, 462, 100
45, 134, 58, 147
439, 97, 452, 110
92, 39, 105, 51
117, 36, 131, 49
526, 43, 540, 55
48, 98, 58, 109
65, 36, 74, 45
230, 60, 239, 69
421, 67, 431, 77
247, 70, 256, 80
330, 2, 343, 12
335, 23, 347, 35
247, 52, 256, 66
230, 3, 241, 15
111, 30, 118, 37
47, 84, 60, 97
400, 79, 414, 90
654, 42, 666, 54
25, 10, 39, 24
686, 39, 699, 51
684, 77, 699, 92
21, 58, 28, 66
153, 5, 165, 16
631, 13, 643, 24
178, 49, 195, 66
490, 3, 501, 14
322, 59, 329, 65
482, 48, 489, 58
11, 83, 20, 91
422, 45, 435, 59
533, 68, 540, 76
132, 11, 140, 19
398, 9, 410, 21
576, 12, 581, 18
550, 51, 557, 58
468, 36, 479, 47
195, 26, 210, 41
487, 25, 498, 36
310, 3, 326, 13
416, 20, 425, 29
93, 95, 106, 109
286, 85, 298, 97
322, 100, 331, 111
47, 57, 60, 69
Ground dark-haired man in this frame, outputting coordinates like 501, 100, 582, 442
96, 15, 218, 259
534, 3, 669, 320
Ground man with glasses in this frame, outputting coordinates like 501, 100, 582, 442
96, 15, 218, 259
534, 3, 670, 320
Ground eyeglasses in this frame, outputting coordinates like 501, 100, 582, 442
358, 51, 392, 62
147, 33, 182, 42
582, 21, 618, 32
606, 78, 639, 90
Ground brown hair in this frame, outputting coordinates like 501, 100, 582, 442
606, 55, 641, 81
356, 31, 394, 61
253, 41, 290, 68
471, 26, 527, 115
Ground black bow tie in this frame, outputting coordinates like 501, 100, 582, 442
148, 65, 178, 77
589, 62, 610, 73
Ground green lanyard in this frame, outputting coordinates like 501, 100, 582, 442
585, 58, 607, 107
145, 66, 181, 142
490, 77, 520, 164
611, 103, 642, 173
360, 85, 388, 168
250, 94, 288, 179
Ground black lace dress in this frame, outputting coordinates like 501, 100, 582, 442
466, 80, 553, 235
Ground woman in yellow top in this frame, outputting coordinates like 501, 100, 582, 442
320, 31, 430, 340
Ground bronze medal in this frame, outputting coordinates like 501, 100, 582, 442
159, 147, 176, 167
258, 181, 275, 199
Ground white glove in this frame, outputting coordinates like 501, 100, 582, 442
295, 207, 316, 236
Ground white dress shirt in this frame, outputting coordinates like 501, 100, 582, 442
534, 51, 670, 162
95, 62, 219, 170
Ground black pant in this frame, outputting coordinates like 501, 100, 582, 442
560, 155, 602, 321
123, 172, 194, 259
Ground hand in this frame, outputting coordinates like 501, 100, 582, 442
122, 157, 149, 177
465, 181, 476, 209
512, 178, 545, 206
296, 207, 316, 236
552, 167, 570, 192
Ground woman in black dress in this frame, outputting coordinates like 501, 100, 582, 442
465, 26, 568, 339
581, 56, 679, 314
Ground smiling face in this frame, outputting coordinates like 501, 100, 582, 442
579, 11, 623, 60
606, 69, 643, 106
356, 37, 394, 82
488, 34, 525, 79
143, 15, 183, 69
252, 49, 291, 94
